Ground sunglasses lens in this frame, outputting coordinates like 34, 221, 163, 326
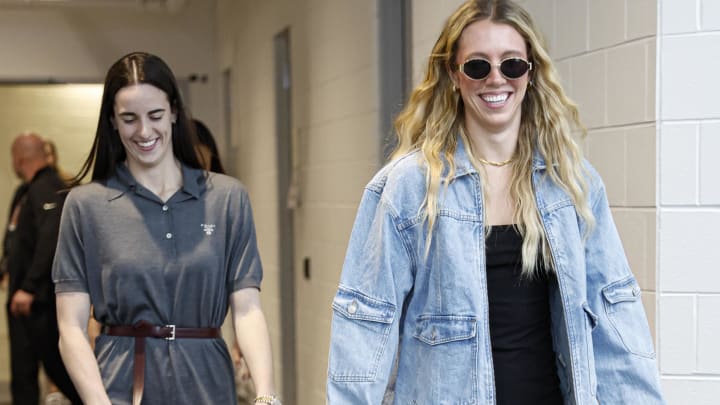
462, 59, 491, 80
500, 58, 530, 79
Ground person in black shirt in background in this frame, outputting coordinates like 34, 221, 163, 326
5, 133, 81, 405
1, 183, 28, 283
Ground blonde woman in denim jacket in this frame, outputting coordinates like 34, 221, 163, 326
327, 1, 665, 404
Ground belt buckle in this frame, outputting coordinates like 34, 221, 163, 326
165, 324, 176, 341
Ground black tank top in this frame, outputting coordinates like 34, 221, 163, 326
485, 225, 564, 405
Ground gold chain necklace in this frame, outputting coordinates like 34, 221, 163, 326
476, 156, 514, 167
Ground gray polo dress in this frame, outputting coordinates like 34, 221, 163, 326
52, 163, 262, 405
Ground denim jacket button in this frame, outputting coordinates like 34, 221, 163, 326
431, 327, 437, 341
348, 300, 358, 315
632, 287, 640, 297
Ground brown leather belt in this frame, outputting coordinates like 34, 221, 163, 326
104, 320, 221, 405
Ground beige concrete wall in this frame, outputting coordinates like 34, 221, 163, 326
216, 1, 380, 403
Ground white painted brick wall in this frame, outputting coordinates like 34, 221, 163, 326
697, 295, 720, 373
659, 295, 696, 373
659, 211, 720, 292
659, 0, 720, 402
662, 378, 720, 405
661, 0, 698, 34
699, 122, 720, 205
661, 34, 720, 120
660, 123, 698, 205
701, 0, 720, 30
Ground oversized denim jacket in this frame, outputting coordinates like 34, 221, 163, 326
327, 139, 665, 404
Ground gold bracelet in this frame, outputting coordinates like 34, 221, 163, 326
254, 395, 280, 405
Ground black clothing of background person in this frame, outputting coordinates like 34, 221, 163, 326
7, 167, 65, 301
6, 165, 81, 405
1, 183, 29, 280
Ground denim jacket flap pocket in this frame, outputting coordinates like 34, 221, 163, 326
332, 287, 395, 323
602, 276, 641, 306
328, 287, 396, 382
409, 315, 480, 403
600, 276, 655, 358
414, 315, 476, 346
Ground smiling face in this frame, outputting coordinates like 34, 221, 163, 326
112, 83, 177, 172
453, 19, 530, 136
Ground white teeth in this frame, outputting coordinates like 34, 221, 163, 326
481, 93, 509, 103
138, 139, 156, 148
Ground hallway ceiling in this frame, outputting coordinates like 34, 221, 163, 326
0, 0, 186, 12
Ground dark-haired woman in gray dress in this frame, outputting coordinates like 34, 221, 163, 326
52, 52, 280, 405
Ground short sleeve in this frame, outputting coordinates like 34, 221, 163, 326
226, 186, 263, 292
52, 190, 89, 293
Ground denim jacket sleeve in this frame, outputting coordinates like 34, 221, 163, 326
326, 186, 415, 404
584, 174, 666, 404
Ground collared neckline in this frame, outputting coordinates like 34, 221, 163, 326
106, 163, 206, 201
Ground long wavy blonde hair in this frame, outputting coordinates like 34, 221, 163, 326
391, 0, 594, 275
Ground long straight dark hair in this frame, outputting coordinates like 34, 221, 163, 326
193, 119, 226, 174
71, 52, 202, 185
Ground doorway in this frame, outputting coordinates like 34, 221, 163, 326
273, 28, 297, 405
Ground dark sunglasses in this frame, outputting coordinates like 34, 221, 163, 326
457, 57, 532, 80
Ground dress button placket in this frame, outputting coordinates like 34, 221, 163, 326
162, 203, 177, 256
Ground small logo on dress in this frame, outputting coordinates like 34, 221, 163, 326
42, 202, 57, 210
201, 223, 216, 236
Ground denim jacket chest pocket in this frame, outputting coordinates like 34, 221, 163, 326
408, 315, 479, 405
